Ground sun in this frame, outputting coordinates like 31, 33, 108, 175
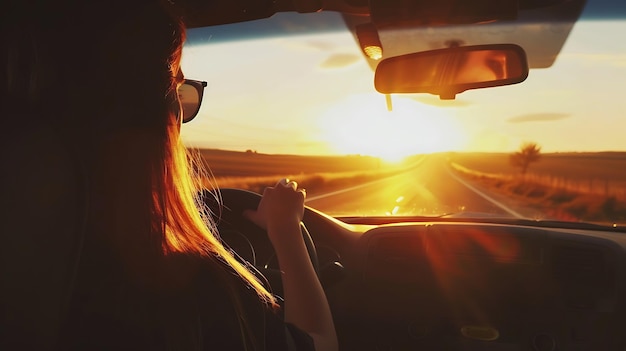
317, 93, 467, 161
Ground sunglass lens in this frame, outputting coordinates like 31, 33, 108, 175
178, 83, 200, 123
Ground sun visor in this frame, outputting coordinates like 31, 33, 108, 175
346, 0, 587, 69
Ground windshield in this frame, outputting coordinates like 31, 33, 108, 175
180, 1, 626, 225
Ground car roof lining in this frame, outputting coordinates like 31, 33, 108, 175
178, 0, 626, 29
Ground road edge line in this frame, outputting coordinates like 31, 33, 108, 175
445, 165, 525, 218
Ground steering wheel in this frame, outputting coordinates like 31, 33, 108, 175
201, 188, 320, 296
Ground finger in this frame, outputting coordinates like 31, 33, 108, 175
287, 180, 298, 190
277, 178, 298, 190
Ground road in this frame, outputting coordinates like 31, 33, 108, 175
305, 154, 526, 218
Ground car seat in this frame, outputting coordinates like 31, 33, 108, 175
0, 123, 88, 350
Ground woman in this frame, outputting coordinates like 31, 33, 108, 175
0, 1, 337, 350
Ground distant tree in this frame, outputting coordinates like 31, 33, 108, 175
510, 142, 541, 175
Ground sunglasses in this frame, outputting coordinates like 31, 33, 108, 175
177, 79, 207, 123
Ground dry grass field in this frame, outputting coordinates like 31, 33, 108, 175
190, 149, 626, 223
190, 148, 407, 195
448, 152, 626, 223
449, 152, 626, 193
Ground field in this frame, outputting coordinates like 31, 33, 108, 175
449, 152, 626, 200
190, 148, 626, 223
190, 148, 409, 195
448, 152, 626, 223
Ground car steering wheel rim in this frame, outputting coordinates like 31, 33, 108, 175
201, 188, 320, 293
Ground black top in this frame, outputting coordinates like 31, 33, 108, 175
61, 251, 314, 351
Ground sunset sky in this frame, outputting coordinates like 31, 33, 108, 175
179, 7, 626, 158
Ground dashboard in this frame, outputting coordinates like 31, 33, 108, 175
212, 190, 626, 350
331, 222, 626, 350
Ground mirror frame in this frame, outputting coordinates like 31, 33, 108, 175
374, 44, 529, 99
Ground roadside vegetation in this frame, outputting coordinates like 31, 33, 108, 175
449, 151, 626, 224
510, 142, 541, 175
191, 148, 626, 224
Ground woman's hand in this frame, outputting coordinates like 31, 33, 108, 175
243, 178, 306, 245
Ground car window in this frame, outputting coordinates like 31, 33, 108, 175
180, 0, 626, 225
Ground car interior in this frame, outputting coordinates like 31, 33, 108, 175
186, 1, 626, 350
2, 0, 626, 350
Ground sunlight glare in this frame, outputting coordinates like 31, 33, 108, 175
318, 93, 467, 161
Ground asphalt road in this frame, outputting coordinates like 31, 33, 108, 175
305, 154, 525, 218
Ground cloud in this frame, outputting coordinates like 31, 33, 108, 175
319, 53, 361, 69
507, 113, 570, 123
284, 40, 337, 53
306, 41, 337, 51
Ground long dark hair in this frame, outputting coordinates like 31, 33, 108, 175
1, 0, 276, 343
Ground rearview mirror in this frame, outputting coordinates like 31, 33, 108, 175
374, 44, 529, 99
